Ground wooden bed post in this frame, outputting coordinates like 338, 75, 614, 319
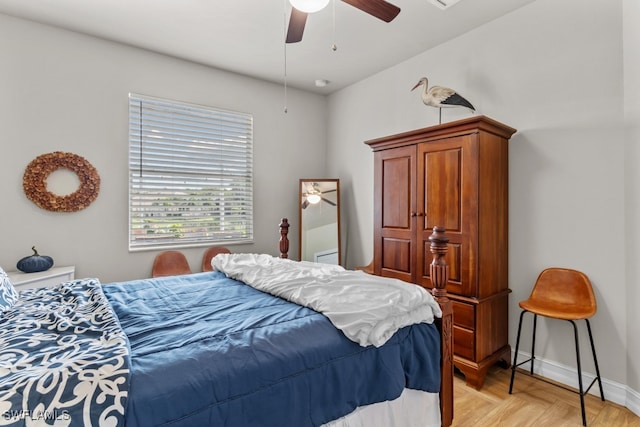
429, 226, 454, 427
279, 218, 290, 258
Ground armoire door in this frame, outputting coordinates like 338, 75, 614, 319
415, 135, 479, 297
373, 145, 416, 283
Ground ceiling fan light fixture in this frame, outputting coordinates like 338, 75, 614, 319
289, 0, 330, 13
307, 193, 322, 204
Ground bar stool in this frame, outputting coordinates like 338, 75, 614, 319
509, 267, 605, 426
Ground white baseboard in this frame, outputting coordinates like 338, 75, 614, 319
511, 350, 640, 417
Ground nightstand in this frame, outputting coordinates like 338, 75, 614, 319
7, 266, 75, 291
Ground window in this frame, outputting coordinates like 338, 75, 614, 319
128, 94, 253, 251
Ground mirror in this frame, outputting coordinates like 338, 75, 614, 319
299, 179, 341, 265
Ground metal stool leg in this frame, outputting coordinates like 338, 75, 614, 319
570, 320, 587, 426
509, 310, 527, 394
531, 314, 538, 375
509, 310, 538, 394
585, 319, 605, 401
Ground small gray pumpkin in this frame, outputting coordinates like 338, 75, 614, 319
17, 246, 54, 273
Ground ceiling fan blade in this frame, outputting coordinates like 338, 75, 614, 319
321, 197, 337, 206
286, 7, 308, 43
341, 0, 400, 23
320, 189, 337, 194
302, 199, 309, 209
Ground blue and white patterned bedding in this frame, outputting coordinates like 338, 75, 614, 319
0, 279, 129, 427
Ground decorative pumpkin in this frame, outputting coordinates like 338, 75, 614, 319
17, 247, 54, 273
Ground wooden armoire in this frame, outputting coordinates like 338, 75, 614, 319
365, 115, 516, 389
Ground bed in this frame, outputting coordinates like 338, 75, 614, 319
0, 220, 453, 427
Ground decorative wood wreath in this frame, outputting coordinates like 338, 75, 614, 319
23, 151, 101, 212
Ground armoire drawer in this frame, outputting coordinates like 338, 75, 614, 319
453, 325, 475, 360
452, 301, 475, 330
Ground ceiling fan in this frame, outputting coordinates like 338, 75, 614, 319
302, 183, 337, 209
286, 0, 401, 44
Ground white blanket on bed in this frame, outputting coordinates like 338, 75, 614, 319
212, 254, 442, 347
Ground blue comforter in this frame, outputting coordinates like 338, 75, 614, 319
104, 271, 440, 427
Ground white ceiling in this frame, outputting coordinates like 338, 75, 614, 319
0, 0, 537, 94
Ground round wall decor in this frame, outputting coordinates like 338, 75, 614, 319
23, 151, 100, 212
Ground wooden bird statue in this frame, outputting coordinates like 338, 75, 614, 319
411, 77, 475, 124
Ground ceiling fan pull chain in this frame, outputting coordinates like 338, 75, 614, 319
283, 0, 289, 113
284, 44, 288, 113
331, 0, 338, 51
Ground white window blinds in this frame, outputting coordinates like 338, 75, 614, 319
128, 93, 253, 251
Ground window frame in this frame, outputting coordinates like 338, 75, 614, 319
128, 93, 254, 252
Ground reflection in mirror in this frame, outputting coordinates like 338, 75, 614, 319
299, 179, 341, 265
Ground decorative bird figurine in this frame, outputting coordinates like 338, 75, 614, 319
411, 77, 475, 124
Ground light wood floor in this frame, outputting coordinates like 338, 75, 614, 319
451, 366, 640, 426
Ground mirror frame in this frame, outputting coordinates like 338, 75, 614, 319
298, 179, 341, 265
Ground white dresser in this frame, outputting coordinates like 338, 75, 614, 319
7, 266, 75, 291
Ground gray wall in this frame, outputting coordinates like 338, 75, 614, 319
624, 0, 640, 396
0, 14, 327, 282
327, 0, 638, 410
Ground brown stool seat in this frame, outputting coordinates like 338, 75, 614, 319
509, 267, 604, 427
152, 251, 192, 277
518, 267, 596, 320
519, 298, 596, 321
201, 246, 231, 272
